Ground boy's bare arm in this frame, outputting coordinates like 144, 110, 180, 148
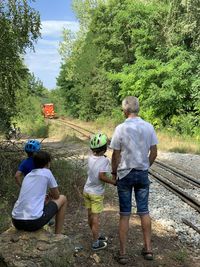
99, 172, 116, 185
49, 187, 60, 200
15, 171, 23, 187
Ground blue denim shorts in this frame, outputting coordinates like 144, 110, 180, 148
117, 169, 150, 216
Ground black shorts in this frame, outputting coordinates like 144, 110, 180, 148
12, 201, 58, 232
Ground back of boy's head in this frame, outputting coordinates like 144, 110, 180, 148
90, 133, 107, 154
33, 151, 51, 168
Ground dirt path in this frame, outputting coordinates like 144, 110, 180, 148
62, 194, 198, 267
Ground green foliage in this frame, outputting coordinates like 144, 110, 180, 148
56, 0, 200, 137
170, 113, 198, 135
166, 0, 200, 51
0, 0, 40, 133
95, 108, 124, 128
115, 47, 199, 125
51, 158, 86, 202
170, 248, 188, 262
15, 88, 48, 138
0, 150, 22, 232
27, 73, 47, 97
0, 202, 11, 233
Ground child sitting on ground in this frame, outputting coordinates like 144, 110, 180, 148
83, 133, 116, 251
12, 151, 67, 234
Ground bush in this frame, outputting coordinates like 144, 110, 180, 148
193, 126, 200, 141
170, 114, 196, 135
15, 95, 49, 138
140, 107, 162, 130
20, 117, 49, 138
95, 108, 124, 128
0, 150, 23, 233
51, 157, 86, 203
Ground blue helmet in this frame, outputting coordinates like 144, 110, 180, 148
24, 139, 41, 153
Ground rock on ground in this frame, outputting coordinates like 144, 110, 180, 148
0, 227, 74, 267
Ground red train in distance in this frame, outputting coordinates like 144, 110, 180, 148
42, 103, 56, 119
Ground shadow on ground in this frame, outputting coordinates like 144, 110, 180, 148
64, 202, 197, 267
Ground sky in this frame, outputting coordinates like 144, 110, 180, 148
25, 0, 79, 89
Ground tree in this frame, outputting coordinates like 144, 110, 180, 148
166, 0, 200, 50
0, 0, 40, 132
57, 0, 200, 136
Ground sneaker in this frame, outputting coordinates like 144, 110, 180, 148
92, 240, 107, 251
98, 235, 108, 242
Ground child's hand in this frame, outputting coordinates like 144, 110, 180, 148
111, 176, 117, 186
113, 180, 117, 186
45, 192, 53, 203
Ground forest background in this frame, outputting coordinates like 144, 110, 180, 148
0, 0, 200, 145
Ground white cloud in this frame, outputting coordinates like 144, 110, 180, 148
41, 20, 79, 37
37, 39, 59, 47
25, 20, 79, 89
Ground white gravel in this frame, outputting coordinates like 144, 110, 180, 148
149, 151, 200, 250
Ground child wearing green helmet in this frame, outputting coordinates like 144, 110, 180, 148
83, 133, 116, 251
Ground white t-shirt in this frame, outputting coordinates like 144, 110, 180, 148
110, 117, 158, 179
12, 168, 58, 220
83, 155, 110, 195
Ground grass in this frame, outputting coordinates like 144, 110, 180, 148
51, 156, 87, 203
62, 117, 200, 155
0, 151, 23, 233
170, 248, 188, 262
0, 201, 12, 232
157, 131, 200, 154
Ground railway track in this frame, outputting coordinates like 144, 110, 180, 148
149, 169, 200, 213
149, 161, 200, 234
155, 160, 200, 188
52, 118, 200, 234
56, 118, 94, 139
150, 160, 200, 212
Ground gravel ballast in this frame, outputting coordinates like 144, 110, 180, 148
149, 151, 200, 250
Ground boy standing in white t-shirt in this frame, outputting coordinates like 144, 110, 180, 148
12, 151, 67, 234
83, 133, 116, 251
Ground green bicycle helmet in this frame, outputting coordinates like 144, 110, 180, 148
90, 133, 107, 149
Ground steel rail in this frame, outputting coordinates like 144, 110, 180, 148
55, 118, 115, 145
55, 119, 92, 139
149, 169, 200, 213
182, 218, 200, 234
155, 160, 200, 187
58, 118, 95, 136
55, 118, 115, 144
